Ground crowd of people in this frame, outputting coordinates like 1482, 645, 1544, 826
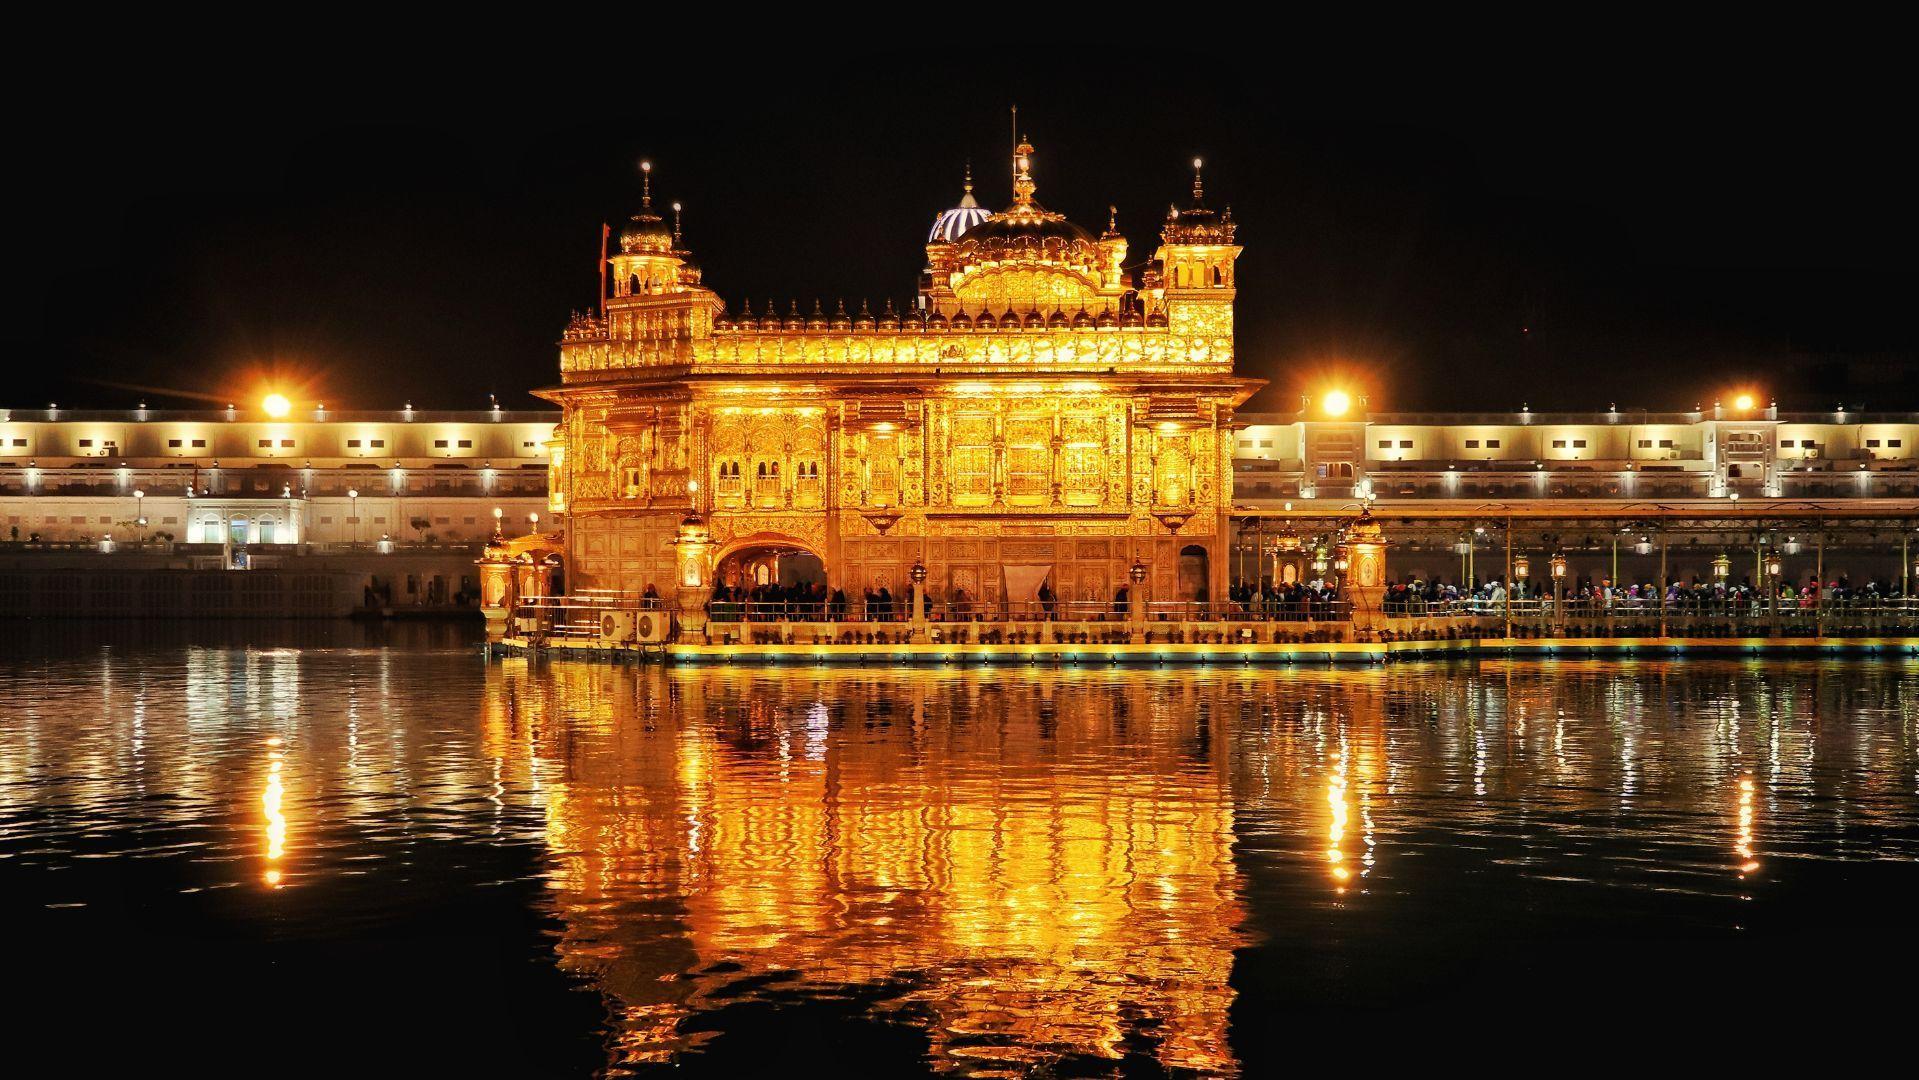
1375, 573, 1912, 617
653, 570, 1914, 627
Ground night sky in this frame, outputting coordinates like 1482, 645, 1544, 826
9, 55, 1913, 415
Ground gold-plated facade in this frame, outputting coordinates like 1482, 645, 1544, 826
538, 143, 1262, 606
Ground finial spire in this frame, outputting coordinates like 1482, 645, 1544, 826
1192, 157, 1205, 205
639, 159, 653, 209
1012, 135, 1036, 207
671, 201, 682, 245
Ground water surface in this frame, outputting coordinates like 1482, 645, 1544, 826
5, 625, 1916, 1075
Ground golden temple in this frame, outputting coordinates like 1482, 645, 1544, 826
538, 140, 1260, 609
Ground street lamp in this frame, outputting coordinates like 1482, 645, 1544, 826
132, 489, 145, 540
1712, 553, 1731, 581
347, 488, 359, 545
492, 506, 504, 540
1549, 552, 1568, 635
527, 512, 540, 536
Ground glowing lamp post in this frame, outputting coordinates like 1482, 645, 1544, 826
1765, 550, 1784, 633
1338, 506, 1388, 636
672, 501, 716, 644
132, 489, 146, 541
476, 521, 517, 643
347, 488, 360, 545
909, 558, 929, 641
1127, 553, 1149, 642
1549, 552, 1568, 635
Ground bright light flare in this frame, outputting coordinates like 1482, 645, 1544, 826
1734, 393, 1755, 411
1322, 390, 1352, 417
262, 393, 292, 418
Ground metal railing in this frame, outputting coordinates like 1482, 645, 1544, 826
698, 596, 1352, 625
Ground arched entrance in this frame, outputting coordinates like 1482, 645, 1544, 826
711, 536, 829, 621
716, 543, 825, 590
1178, 544, 1211, 606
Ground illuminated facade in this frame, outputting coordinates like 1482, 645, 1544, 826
539, 143, 1261, 607
0, 407, 551, 545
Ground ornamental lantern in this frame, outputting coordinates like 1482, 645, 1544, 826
1764, 552, 1783, 579
1128, 557, 1149, 585
1549, 553, 1568, 579
1312, 546, 1330, 575
1333, 550, 1350, 573
1513, 555, 1530, 580
1712, 553, 1731, 580
909, 559, 928, 585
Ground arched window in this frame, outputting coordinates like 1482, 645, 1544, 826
794, 460, 823, 508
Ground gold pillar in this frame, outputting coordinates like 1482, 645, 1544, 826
673, 512, 715, 643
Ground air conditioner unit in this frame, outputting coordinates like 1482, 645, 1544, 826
599, 611, 636, 643
599, 610, 670, 644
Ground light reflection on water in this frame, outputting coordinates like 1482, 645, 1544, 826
4, 635, 1919, 1075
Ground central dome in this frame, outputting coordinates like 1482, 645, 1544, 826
954, 138, 1095, 255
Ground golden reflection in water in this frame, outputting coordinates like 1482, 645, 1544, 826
484, 661, 1246, 1075
1735, 775, 1760, 877
262, 736, 286, 888
1328, 736, 1351, 889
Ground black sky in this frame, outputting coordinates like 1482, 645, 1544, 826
7, 48, 1913, 414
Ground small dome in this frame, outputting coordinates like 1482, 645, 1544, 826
713, 306, 734, 331
926, 309, 949, 331
854, 301, 876, 331
975, 309, 998, 330
829, 300, 851, 331
1146, 308, 1168, 328
1072, 308, 1095, 328
878, 301, 901, 331
1119, 306, 1143, 328
929, 165, 992, 243
1023, 309, 1046, 330
619, 210, 673, 254
950, 309, 973, 331
1046, 309, 1070, 329
1095, 307, 1118, 328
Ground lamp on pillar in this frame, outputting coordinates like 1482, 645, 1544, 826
672, 501, 716, 644
1712, 552, 1731, 582
476, 530, 517, 644
1128, 553, 1149, 642
909, 558, 928, 641
1549, 552, 1568, 634
491, 506, 504, 542
1338, 504, 1388, 636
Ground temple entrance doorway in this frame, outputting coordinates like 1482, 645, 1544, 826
716, 544, 826, 591
1178, 545, 1211, 605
